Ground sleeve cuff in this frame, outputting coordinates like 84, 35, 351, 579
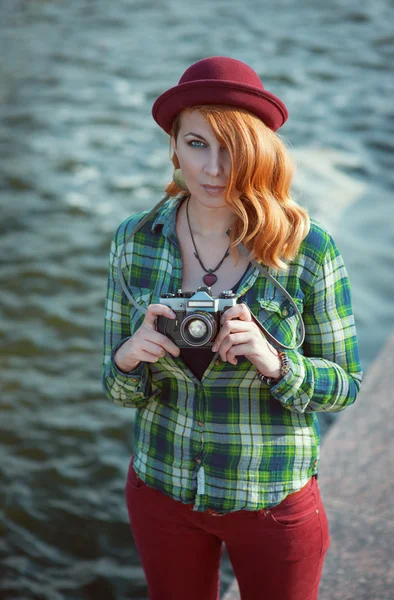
109, 339, 151, 406
269, 350, 306, 405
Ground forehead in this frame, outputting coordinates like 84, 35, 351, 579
178, 109, 213, 134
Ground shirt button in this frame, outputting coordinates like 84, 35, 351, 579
195, 457, 202, 464
197, 421, 203, 427
281, 307, 289, 317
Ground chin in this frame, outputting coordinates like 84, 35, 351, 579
197, 197, 227, 209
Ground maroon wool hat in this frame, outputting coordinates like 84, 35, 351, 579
152, 56, 288, 134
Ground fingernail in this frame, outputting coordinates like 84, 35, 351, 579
212, 345, 217, 352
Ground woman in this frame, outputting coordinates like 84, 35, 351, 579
102, 56, 362, 600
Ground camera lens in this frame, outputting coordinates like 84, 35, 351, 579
187, 319, 208, 339
180, 312, 216, 347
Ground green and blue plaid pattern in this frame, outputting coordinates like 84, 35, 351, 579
102, 195, 362, 512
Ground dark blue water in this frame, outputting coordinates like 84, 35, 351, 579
1, 0, 393, 598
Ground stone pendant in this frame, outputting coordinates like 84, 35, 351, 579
203, 272, 217, 287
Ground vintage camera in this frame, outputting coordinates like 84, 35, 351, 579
156, 287, 238, 349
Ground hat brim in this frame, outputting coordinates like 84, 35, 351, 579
152, 79, 288, 134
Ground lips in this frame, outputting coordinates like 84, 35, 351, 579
202, 185, 226, 190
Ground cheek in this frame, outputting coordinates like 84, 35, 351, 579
223, 154, 232, 175
179, 155, 201, 178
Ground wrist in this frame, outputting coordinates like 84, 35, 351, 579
114, 345, 141, 373
258, 352, 291, 386
252, 347, 281, 378
115, 356, 141, 373
261, 355, 282, 379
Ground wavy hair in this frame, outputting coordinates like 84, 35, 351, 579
165, 105, 310, 270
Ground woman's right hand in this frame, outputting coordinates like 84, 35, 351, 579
114, 304, 181, 372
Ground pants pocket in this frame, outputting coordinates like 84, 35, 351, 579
269, 477, 319, 528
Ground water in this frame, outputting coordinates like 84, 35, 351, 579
1, 0, 394, 598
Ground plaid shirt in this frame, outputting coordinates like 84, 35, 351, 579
102, 195, 362, 512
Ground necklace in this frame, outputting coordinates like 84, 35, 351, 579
186, 195, 230, 287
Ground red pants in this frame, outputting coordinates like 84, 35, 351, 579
125, 460, 330, 600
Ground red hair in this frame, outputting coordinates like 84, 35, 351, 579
165, 105, 310, 271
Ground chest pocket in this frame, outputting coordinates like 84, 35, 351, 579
256, 296, 304, 349
128, 287, 152, 335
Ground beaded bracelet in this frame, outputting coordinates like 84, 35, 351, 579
257, 352, 291, 386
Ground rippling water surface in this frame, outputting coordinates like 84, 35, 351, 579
1, 0, 394, 598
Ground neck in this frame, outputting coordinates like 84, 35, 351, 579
184, 194, 236, 239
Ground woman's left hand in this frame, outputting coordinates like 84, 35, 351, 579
211, 303, 281, 378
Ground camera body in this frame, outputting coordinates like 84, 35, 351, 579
156, 287, 238, 349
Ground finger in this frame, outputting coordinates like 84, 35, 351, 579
142, 339, 170, 360
143, 304, 176, 329
220, 303, 252, 324
212, 321, 254, 351
227, 342, 255, 364
218, 332, 251, 362
226, 353, 237, 365
137, 349, 166, 364
150, 329, 180, 357
224, 346, 238, 365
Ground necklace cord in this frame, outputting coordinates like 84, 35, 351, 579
186, 195, 230, 274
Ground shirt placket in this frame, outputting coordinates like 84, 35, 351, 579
193, 385, 206, 497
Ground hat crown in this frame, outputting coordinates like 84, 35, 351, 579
152, 56, 287, 134
179, 56, 265, 90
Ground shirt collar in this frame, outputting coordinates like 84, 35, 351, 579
151, 193, 187, 237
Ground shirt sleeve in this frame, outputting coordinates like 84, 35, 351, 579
270, 233, 363, 413
101, 221, 152, 409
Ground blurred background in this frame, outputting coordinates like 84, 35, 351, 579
1, 0, 393, 598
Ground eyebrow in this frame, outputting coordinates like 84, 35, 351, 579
183, 132, 206, 141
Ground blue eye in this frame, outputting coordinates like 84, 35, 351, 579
188, 140, 206, 148
187, 140, 228, 151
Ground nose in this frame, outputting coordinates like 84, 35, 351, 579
203, 149, 224, 178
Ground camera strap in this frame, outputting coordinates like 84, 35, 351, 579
117, 194, 305, 350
